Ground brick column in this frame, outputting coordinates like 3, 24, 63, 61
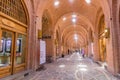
110, 0, 120, 74
93, 34, 100, 61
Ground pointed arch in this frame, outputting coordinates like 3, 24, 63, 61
42, 9, 52, 36
0, 0, 29, 25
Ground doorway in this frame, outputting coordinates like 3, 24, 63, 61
0, 29, 27, 77
98, 15, 107, 62
99, 38, 106, 62
0, 30, 14, 77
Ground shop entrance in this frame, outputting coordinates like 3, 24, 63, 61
0, 0, 28, 78
0, 29, 27, 78
98, 15, 106, 62
99, 38, 106, 62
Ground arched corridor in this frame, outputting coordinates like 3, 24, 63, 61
0, 0, 120, 79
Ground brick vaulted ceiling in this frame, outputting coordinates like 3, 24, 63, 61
45, 0, 101, 24
40, 0, 102, 48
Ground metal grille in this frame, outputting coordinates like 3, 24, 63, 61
0, 0, 27, 25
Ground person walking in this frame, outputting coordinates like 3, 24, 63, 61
82, 49, 85, 58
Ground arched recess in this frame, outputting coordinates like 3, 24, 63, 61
93, 7, 105, 61
42, 9, 52, 36
42, 9, 53, 62
0, 0, 29, 78
55, 30, 60, 58
98, 15, 107, 62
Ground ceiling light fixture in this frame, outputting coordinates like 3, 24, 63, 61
72, 14, 77, 18
85, 0, 91, 4
69, 0, 74, 3
54, 0, 60, 7
72, 18, 76, 23
74, 37, 78, 40
63, 17, 66, 21
74, 34, 78, 40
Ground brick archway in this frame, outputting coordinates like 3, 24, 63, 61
98, 15, 106, 62
42, 10, 54, 62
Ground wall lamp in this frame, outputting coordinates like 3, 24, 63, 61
104, 28, 110, 38
38, 30, 42, 39
100, 28, 110, 39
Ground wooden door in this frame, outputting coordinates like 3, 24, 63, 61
0, 29, 15, 77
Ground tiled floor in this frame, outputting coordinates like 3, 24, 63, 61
22, 53, 119, 80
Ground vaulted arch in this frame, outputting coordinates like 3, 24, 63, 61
0, 0, 29, 25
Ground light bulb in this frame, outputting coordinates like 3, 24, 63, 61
85, 0, 91, 4
54, 1, 60, 7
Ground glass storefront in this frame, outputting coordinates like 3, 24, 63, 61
0, 30, 27, 78
16, 34, 26, 65
0, 0, 28, 78
0, 30, 13, 67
